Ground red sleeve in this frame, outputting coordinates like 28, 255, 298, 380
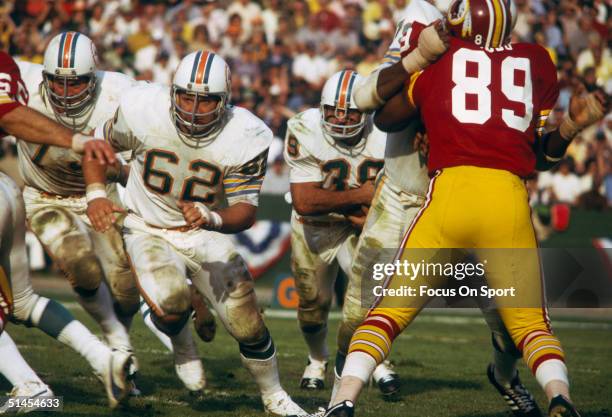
0, 52, 25, 119
531, 45, 559, 136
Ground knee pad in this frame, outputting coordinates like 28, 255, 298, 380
225, 279, 266, 344
108, 273, 140, 317
151, 310, 190, 336
238, 327, 275, 360
11, 289, 40, 325
491, 331, 522, 359
149, 265, 192, 316
30, 207, 103, 291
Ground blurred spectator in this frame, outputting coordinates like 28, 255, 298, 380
0, 0, 608, 209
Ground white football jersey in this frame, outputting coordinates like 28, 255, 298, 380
377, 0, 442, 196
15, 60, 137, 195
284, 108, 385, 219
97, 82, 272, 229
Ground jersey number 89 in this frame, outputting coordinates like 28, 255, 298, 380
451, 48, 533, 132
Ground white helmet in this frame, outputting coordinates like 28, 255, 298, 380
43, 32, 97, 126
171, 50, 231, 145
320, 70, 366, 141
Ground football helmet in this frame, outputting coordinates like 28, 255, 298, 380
320, 70, 366, 142
447, 0, 517, 50
171, 51, 230, 146
42, 32, 97, 125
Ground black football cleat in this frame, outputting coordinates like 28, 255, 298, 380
548, 395, 581, 417
305, 401, 355, 417
487, 364, 543, 417
373, 361, 400, 397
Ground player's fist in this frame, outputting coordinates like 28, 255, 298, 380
569, 86, 608, 129
177, 201, 223, 231
87, 197, 126, 232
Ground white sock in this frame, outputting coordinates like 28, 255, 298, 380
170, 323, 197, 363
140, 302, 172, 351
301, 324, 329, 362
536, 359, 569, 391
57, 321, 110, 374
0, 332, 43, 386
493, 348, 518, 385
77, 282, 130, 349
342, 351, 377, 383
241, 352, 283, 398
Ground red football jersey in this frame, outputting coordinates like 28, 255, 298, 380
0, 51, 28, 119
409, 38, 559, 177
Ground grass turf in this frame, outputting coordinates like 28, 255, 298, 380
2, 303, 611, 417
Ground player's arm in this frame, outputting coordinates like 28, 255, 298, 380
373, 81, 420, 132
0, 101, 116, 164
84, 108, 136, 232
537, 88, 607, 170
354, 20, 448, 112
178, 150, 269, 233
290, 181, 375, 217
284, 131, 375, 216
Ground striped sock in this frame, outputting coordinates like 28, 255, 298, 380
519, 330, 565, 375
347, 314, 400, 364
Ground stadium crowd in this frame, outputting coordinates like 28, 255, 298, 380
0, 0, 610, 209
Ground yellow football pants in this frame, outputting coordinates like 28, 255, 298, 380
349, 166, 564, 374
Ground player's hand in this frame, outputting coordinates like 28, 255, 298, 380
82, 139, 117, 165
569, 85, 608, 128
177, 201, 223, 230
87, 197, 126, 232
346, 211, 367, 231
357, 180, 376, 205
414, 132, 429, 158
418, 19, 449, 62
177, 200, 206, 229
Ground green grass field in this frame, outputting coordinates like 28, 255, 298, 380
2, 298, 611, 417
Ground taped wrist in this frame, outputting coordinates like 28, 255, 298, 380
86, 183, 107, 203
71, 133, 94, 153
401, 48, 429, 74
418, 24, 447, 62
559, 116, 581, 142
353, 70, 385, 111
194, 202, 223, 230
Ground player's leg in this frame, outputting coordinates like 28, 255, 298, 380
291, 215, 350, 389
123, 229, 205, 393
190, 233, 305, 416
471, 168, 575, 413
0, 331, 54, 414
24, 192, 129, 350
5, 183, 132, 408
337, 177, 420, 398
334, 171, 455, 408
89, 225, 140, 346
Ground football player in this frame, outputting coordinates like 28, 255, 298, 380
83, 51, 307, 416
0, 50, 131, 410
325, 1, 607, 417
15, 32, 141, 365
284, 70, 394, 394
334, 1, 545, 416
